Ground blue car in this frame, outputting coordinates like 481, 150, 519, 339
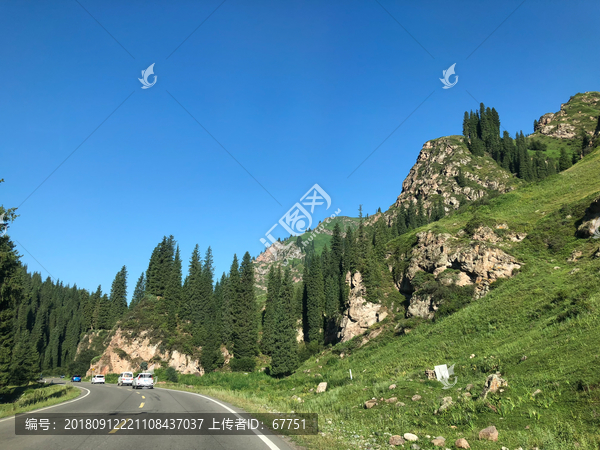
71, 375, 82, 382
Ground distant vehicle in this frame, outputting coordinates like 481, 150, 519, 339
132, 373, 154, 389
118, 372, 134, 386
91, 374, 105, 384
60, 375, 65, 379
71, 375, 82, 382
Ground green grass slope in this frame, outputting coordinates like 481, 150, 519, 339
166, 148, 600, 450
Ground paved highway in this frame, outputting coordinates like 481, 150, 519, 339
0, 382, 296, 450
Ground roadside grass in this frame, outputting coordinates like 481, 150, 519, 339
0, 383, 80, 419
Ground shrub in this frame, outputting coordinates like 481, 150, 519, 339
164, 367, 179, 383
230, 357, 256, 373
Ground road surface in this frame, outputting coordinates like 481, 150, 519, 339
0, 381, 296, 450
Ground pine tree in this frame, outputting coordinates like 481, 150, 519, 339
109, 266, 128, 326
130, 272, 146, 309
269, 267, 299, 377
231, 253, 258, 370
305, 256, 325, 344
559, 148, 573, 171
261, 266, 281, 355
0, 232, 23, 386
183, 245, 202, 321
396, 206, 408, 235
164, 246, 182, 331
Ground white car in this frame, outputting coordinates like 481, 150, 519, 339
118, 372, 134, 386
91, 374, 105, 384
132, 373, 154, 389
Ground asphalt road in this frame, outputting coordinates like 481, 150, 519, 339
0, 381, 296, 450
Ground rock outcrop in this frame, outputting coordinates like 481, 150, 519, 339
392, 137, 518, 214
337, 272, 387, 342
86, 329, 205, 376
395, 228, 521, 319
535, 92, 600, 139
577, 195, 600, 238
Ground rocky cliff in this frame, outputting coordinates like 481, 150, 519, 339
392, 226, 523, 320
535, 91, 600, 139
85, 329, 207, 376
392, 136, 520, 214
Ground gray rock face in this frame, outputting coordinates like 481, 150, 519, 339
398, 230, 521, 319
337, 271, 387, 342
393, 138, 517, 214
577, 196, 600, 238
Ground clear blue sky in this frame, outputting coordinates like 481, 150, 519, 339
2, 0, 599, 299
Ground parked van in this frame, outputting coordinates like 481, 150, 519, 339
118, 372, 134, 386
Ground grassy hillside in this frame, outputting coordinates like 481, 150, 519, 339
157, 147, 600, 449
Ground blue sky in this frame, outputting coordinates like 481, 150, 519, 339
2, 0, 599, 299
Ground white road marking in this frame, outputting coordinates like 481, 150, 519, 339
155, 387, 281, 450
0, 386, 91, 423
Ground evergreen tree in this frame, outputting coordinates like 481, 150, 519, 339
183, 245, 202, 321
164, 246, 182, 331
231, 253, 258, 369
305, 256, 325, 344
130, 272, 146, 309
109, 266, 128, 326
261, 266, 281, 355
269, 268, 299, 377
396, 206, 408, 235
559, 148, 573, 171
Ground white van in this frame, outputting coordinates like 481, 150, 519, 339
118, 372, 134, 386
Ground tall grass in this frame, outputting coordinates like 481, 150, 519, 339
0, 384, 80, 418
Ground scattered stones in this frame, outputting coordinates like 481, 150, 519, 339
389, 435, 406, 446
431, 436, 446, 447
291, 395, 304, 403
389, 384, 397, 390
364, 399, 377, 409
316, 382, 327, 393
521, 355, 528, 361
339, 352, 345, 359
478, 425, 499, 441
569, 268, 580, 275
411, 394, 422, 401
404, 432, 419, 441
525, 425, 530, 430
462, 392, 472, 398
532, 389, 542, 396
567, 250, 583, 262
455, 438, 470, 449
411, 445, 420, 450
553, 266, 561, 270
438, 396, 453, 412
385, 397, 398, 403
309, 388, 314, 392
481, 373, 508, 399
425, 369, 436, 380
395, 402, 406, 407
465, 384, 473, 391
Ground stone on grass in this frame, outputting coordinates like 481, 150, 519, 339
455, 438, 470, 448
431, 436, 446, 446
411, 444, 420, 450
438, 396, 453, 412
465, 384, 473, 391
364, 399, 377, 409
385, 397, 397, 403
521, 355, 528, 361
395, 402, 406, 407
389, 435, 405, 446
425, 369, 436, 380
316, 382, 327, 393
411, 394, 422, 401
532, 389, 542, 396
404, 432, 418, 441
389, 384, 397, 390
481, 374, 508, 399
478, 425, 498, 441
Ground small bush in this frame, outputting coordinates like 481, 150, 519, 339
230, 357, 256, 373
164, 367, 179, 383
